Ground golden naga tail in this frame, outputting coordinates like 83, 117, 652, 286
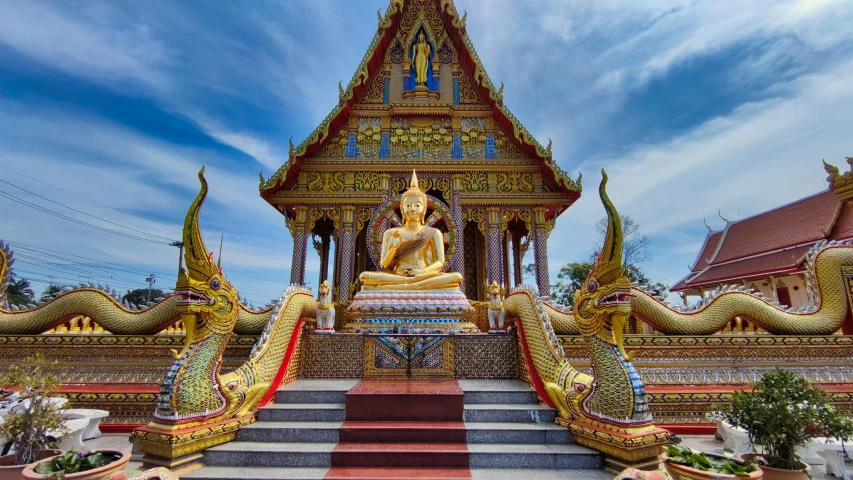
630, 239, 851, 335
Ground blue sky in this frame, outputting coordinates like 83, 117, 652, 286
1, 0, 852, 305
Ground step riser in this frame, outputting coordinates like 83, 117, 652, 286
258, 409, 345, 422
463, 409, 556, 423
463, 391, 539, 405
466, 429, 571, 444
236, 427, 339, 443
330, 451, 469, 468
339, 428, 466, 443
204, 451, 330, 468
470, 452, 602, 469
346, 394, 463, 422
275, 390, 347, 404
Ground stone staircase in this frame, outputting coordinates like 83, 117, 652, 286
182, 379, 609, 480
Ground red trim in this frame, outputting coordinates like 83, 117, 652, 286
100, 424, 141, 433
258, 317, 304, 408
513, 319, 556, 409
660, 425, 717, 435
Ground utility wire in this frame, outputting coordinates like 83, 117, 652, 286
0, 164, 181, 232
220, 261, 283, 283
0, 190, 173, 245
0, 178, 177, 242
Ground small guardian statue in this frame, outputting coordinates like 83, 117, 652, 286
315, 280, 335, 333
487, 281, 506, 334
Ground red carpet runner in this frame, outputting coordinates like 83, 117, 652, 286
325, 379, 472, 480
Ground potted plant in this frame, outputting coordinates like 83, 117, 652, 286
0, 353, 66, 479
662, 445, 762, 479
23, 450, 131, 480
725, 368, 853, 480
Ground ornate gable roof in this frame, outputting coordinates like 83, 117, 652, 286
259, 0, 580, 204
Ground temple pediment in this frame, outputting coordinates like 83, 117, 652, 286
259, 0, 581, 206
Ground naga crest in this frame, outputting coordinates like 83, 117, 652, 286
174, 168, 239, 355
574, 171, 634, 356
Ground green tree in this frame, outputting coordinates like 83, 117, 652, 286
5, 277, 35, 306
122, 288, 165, 305
39, 284, 63, 303
549, 215, 669, 308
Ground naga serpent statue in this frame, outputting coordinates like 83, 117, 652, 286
0, 246, 273, 336
504, 171, 671, 466
133, 169, 316, 459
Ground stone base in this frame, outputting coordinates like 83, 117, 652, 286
557, 417, 673, 474
131, 414, 254, 461
344, 290, 478, 334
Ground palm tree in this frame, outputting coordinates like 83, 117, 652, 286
39, 284, 63, 303
6, 277, 35, 306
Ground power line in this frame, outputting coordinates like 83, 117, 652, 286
0, 190, 173, 245
220, 261, 283, 283
0, 164, 181, 232
0, 178, 177, 242
7, 241, 176, 277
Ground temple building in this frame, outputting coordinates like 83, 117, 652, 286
672, 158, 853, 309
258, 0, 581, 302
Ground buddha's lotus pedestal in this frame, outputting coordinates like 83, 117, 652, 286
343, 290, 479, 334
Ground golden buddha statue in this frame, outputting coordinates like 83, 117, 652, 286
412, 32, 431, 85
359, 171, 463, 291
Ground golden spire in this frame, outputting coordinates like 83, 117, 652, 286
403, 169, 427, 203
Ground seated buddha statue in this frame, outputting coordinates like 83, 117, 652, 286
359, 171, 463, 291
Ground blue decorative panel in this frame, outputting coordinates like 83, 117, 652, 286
404, 75, 413, 92
383, 78, 390, 104
346, 134, 358, 158
452, 134, 462, 159
485, 135, 496, 159
430, 76, 439, 92
453, 78, 460, 105
380, 133, 390, 158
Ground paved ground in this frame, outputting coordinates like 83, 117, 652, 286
90, 432, 850, 478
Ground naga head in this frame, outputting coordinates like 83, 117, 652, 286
574, 171, 633, 355
174, 168, 239, 354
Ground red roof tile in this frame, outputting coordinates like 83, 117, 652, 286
673, 189, 853, 292
690, 231, 724, 272
685, 246, 810, 287
713, 191, 838, 264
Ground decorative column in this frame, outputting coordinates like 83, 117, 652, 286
450, 175, 465, 286
318, 230, 331, 285
486, 207, 503, 285
532, 207, 550, 297
337, 206, 357, 302
502, 230, 511, 290
512, 230, 523, 287
290, 206, 310, 286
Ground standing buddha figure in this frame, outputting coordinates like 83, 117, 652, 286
359, 170, 463, 291
412, 32, 431, 85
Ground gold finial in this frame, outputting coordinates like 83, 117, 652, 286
403, 169, 428, 204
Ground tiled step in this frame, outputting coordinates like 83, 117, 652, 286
325, 466, 472, 479
182, 466, 613, 480
203, 442, 335, 468
236, 421, 341, 443
339, 421, 466, 443
462, 404, 557, 423
181, 466, 329, 480
464, 422, 571, 444
330, 442, 469, 468
275, 379, 358, 404
257, 403, 346, 422
458, 379, 540, 405
345, 380, 463, 422
468, 443, 602, 469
